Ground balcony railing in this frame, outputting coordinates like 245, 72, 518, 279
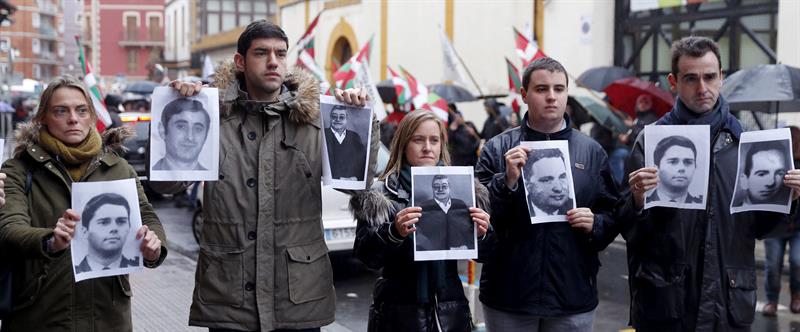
119, 31, 165, 47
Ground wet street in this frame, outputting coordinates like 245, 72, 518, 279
128, 196, 800, 331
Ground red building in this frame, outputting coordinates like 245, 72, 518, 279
83, 0, 164, 81
0, 0, 63, 82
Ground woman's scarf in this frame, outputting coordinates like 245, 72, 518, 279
39, 128, 102, 181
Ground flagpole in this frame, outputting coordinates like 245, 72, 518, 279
288, 10, 324, 56
440, 27, 484, 97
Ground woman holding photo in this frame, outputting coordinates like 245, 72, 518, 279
350, 110, 491, 332
0, 75, 166, 331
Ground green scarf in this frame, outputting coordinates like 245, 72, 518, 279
39, 128, 102, 181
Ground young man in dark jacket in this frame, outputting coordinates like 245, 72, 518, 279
623, 36, 800, 331
475, 57, 622, 331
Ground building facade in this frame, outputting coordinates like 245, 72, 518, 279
164, 0, 192, 79
83, 0, 165, 81
0, 0, 64, 82
190, 0, 277, 76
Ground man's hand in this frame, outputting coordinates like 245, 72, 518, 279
784, 169, 800, 200
394, 207, 422, 238
169, 80, 203, 97
137, 225, 162, 263
567, 208, 594, 234
504, 146, 532, 190
628, 167, 658, 209
52, 209, 80, 252
470, 207, 490, 237
334, 88, 369, 107
0, 172, 6, 207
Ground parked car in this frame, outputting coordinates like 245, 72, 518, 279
118, 111, 151, 178
192, 143, 390, 252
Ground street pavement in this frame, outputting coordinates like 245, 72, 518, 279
134, 197, 800, 331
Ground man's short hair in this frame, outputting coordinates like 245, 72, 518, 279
654, 135, 697, 166
743, 140, 789, 176
330, 104, 349, 116
237, 19, 289, 55
670, 36, 722, 77
525, 148, 566, 177
431, 174, 449, 187
522, 57, 568, 90
161, 98, 210, 135
81, 193, 131, 228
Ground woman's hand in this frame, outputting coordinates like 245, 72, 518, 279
137, 225, 162, 263
52, 209, 80, 252
394, 207, 422, 237
470, 207, 490, 237
0, 172, 6, 207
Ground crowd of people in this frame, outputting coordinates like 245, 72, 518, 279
2, 18, 800, 332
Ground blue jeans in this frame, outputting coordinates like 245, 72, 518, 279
764, 232, 800, 303
609, 146, 630, 185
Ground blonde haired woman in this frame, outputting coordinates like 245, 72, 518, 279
0, 75, 166, 331
350, 110, 491, 332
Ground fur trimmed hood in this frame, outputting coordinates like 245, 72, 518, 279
12, 121, 133, 158
210, 60, 320, 125
350, 172, 491, 227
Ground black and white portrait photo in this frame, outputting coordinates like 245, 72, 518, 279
731, 128, 793, 214
320, 95, 372, 190
149, 86, 219, 181
71, 179, 143, 282
411, 166, 477, 261
644, 125, 710, 210
520, 141, 576, 223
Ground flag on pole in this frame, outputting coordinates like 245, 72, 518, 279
514, 27, 546, 68
295, 11, 322, 52
399, 66, 428, 110
331, 37, 386, 120
75, 35, 112, 131
387, 66, 411, 105
505, 57, 526, 115
438, 28, 469, 89
296, 37, 326, 81
332, 37, 372, 90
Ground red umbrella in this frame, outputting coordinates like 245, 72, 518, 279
604, 77, 675, 118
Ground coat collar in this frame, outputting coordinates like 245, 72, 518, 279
14, 122, 131, 166
212, 61, 320, 125
521, 113, 573, 141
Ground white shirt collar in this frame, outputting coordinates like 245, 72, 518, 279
86, 255, 123, 271
332, 129, 347, 144
435, 198, 452, 214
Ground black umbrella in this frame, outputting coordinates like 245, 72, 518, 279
428, 83, 476, 103
577, 66, 635, 91
123, 80, 160, 95
377, 79, 396, 104
721, 64, 800, 113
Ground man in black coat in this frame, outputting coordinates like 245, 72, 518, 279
623, 36, 800, 331
475, 57, 621, 331
416, 175, 474, 251
325, 104, 366, 180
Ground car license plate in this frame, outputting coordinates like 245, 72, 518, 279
325, 227, 356, 241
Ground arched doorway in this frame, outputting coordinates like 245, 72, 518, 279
326, 17, 358, 84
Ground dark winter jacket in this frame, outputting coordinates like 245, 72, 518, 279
349, 172, 490, 332
475, 114, 621, 316
619, 97, 792, 331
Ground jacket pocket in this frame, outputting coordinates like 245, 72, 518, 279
200, 219, 242, 250
286, 240, 332, 304
196, 246, 245, 307
12, 273, 44, 311
726, 267, 757, 326
632, 262, 687, 323
111, 275, 133, 306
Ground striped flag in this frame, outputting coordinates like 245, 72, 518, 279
387, 66, 411, 105
514, 27, 546, 68
399, 66, 428, 110
505, 57, 525, 114
295, 11, 322, 52
75, 35, 112, 131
